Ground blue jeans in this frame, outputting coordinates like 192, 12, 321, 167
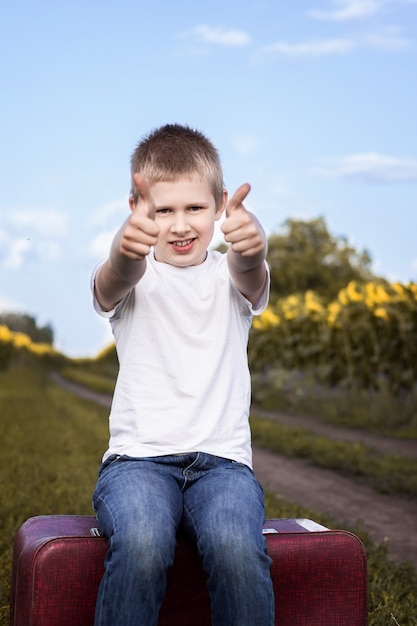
92, 452, 274, 626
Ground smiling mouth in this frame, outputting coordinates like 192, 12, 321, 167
170, 238, 195, 249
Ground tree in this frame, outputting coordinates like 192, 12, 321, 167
0, 313, 54, 345
267, 217, 375, 301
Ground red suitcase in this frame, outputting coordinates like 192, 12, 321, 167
10, 515, 367, 626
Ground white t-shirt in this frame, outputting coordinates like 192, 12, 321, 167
92, 251, 269, 468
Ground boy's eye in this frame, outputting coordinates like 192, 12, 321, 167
156, 208, 172, 215
189, 206, 202, 212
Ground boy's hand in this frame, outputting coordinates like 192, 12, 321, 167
96, 174, 159, 310
221, 183, 266, 257
119, 173, 159, 260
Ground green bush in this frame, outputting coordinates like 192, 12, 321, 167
252, 367, 417, 438
249, 280, 417, 393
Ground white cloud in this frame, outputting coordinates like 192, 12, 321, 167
0, 235, 62, 269
359, 26, 412, 49
0, 229, 31, 270
87, 198, 127, 260
180, 25, 251, 47
0, 207, 69, 269
88, 198, 127, 228
9, 208, 69, 238
3, 238, 32, 269
256, 26, 411, 60
0, 294, 24, 313
89, 231, 116, 260
312, 152, 417, 183
259, 38, 354, 58
309, 0, 386, 21
308, 0, 417, 22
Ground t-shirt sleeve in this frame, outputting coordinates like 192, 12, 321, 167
251, 261, 270, 315
239, 260, 270, 316
90, 262, 116, 319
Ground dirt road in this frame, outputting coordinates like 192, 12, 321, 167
51, 373, 417, 567
252, 447, 417, 567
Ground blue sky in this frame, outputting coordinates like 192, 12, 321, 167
1, 0, 416, 357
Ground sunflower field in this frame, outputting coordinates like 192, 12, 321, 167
0, 324, 67, 370
249, 279, 417, 393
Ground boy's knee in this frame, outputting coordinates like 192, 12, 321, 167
204, 526, 264, 570
110, 525, 175, 574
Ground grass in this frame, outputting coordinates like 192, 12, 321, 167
264, 493, 417, 625
250, 415, 417, 498
252, 367, 417, 438
60, 363, 417, 499
0, 366, 108, 624
60, 366, 417, 498
59, 365, 116, 395
1, 365, 417, 625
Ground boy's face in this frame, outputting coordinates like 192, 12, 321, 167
148, 173, 226, 267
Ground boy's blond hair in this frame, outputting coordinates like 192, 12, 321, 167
130, 124, 225, 208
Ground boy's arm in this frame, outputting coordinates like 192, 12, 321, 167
221, 183, 268, 307
94, 174, 159, 311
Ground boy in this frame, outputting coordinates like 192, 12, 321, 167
91, 124, 274, 625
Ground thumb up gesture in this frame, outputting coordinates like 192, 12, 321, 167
120, 173, 160, 260
221, 183, 266, 257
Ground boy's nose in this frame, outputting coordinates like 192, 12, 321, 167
172, 214, 190, 235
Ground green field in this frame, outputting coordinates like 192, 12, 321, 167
1, 366, 417, 625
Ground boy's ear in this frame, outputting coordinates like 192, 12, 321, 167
215, 189, 228, 221
129, 196, 136, 212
